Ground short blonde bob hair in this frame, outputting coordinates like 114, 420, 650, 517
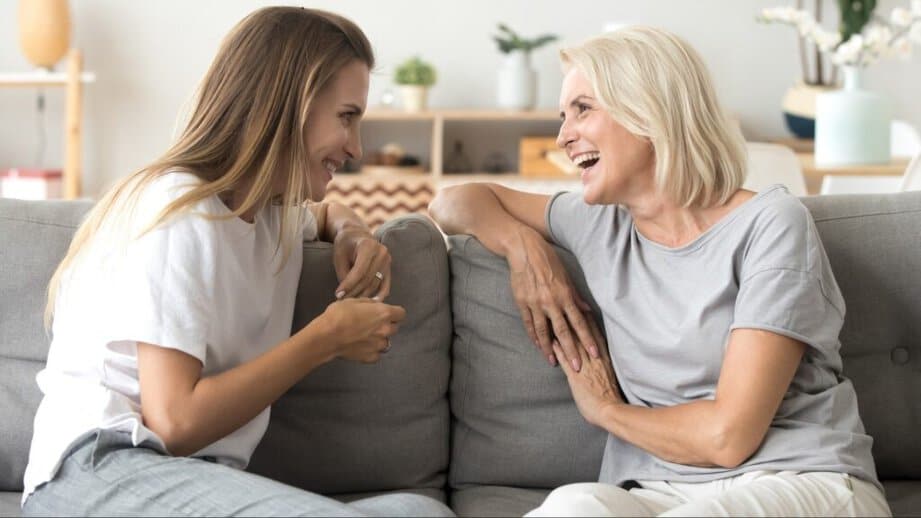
560, 26, 747, 208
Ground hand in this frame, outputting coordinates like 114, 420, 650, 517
333, 225, 392, 301
311, 298, 406, 363
553, 321, 622, 428
507, 225, 599, 370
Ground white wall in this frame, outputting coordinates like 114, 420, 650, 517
1, 0, 919, 196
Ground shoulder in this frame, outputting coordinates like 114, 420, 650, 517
548, 191, 624, 228
739, 186, 820, 274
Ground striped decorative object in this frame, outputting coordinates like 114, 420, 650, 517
325, 175, 435, 230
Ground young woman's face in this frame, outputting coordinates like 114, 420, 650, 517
556, 67, 655, 205
304, 59, 370, 201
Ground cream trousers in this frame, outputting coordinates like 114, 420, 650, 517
525, 471, 891, 517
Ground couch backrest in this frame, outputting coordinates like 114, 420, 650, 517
248, 215, 452, 494
447, 234, 607, 489
0, 198, 94, 491
802, 192, 921, 479
448, 191, 921, 489
0, 198, 453, 495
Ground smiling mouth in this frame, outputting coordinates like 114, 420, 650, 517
573, 152, 600, 170
322, 159, 341, 176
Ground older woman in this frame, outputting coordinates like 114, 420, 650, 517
429, 27, 890, 517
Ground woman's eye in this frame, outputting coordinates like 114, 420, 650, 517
577, 103, 590, 114
339, 113, 354, 125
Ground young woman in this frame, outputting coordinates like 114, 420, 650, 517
430, 26, 890, 517
23, 7, 452, 517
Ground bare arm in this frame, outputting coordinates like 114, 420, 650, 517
558, 328, 805, 468
429, 183, 599, 368
428, 182, 552, 254
308, 201, 391, 300
138, 298, 405, 457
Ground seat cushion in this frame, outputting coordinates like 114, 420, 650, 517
0, 492, 22, 518
450, 486, 548, 517
248, 215, 452, 494
802, 192, 921, 480
0, 199, 93, 491
335, 487, 445, 504
447, 235, 607, 489
882, 480, 921, 517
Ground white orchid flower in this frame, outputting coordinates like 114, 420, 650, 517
891, 7, 914, 26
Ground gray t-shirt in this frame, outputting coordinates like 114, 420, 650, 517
545, 185, 880, 489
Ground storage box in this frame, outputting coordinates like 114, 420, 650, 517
1, 168, 63, 200
519, 137, 579, 178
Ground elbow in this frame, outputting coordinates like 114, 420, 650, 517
429, 185, 463, 225
142, 411, 197, 457
708, 421, 763, 469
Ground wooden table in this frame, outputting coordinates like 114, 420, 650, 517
774, 138, 910, 194
797, 154, 909, 195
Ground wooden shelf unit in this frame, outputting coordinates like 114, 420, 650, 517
361, 108, 560, 178
0, 49, 95, 199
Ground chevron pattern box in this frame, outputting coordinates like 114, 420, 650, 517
325, 175, 435, 230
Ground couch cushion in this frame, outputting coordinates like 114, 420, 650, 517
447, 235, 607, 490
0, 199, 92, 491
248, 215, 452, 494
802, 192, 921, 480
0, 491, 22, 518
882, 480, 921, 517
335, 487, 445, 504
450, 486, 548, 517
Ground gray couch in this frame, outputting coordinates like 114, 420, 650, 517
1, 192, 919, 517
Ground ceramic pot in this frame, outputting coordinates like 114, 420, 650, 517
815, 66, 891, 166
497, 50, 536, 110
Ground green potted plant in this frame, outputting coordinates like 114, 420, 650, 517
492, 23, 558, 110
394, 56, 436, 113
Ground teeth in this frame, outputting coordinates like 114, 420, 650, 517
323, 160, 338, 174
573, 152, 600, 166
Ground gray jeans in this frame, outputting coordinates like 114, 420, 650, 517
23, 430, 455, 517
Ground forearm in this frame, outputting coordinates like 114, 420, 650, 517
155, 324, 335, 456
600, 399, 749, 468
322, 202, 370, 242
429, 183, 534, 257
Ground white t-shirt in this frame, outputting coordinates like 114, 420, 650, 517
23, 172, 317, 501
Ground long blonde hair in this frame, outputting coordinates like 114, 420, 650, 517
560, 26, 747, 208
45, 7, 374, 328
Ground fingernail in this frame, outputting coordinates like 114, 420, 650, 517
591, 346, 600, 358
548, 354, 557, 367
336, 290, 345, 299
372, 296, 381, 302
571, 359, 580, 371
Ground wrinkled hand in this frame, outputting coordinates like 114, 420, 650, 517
508, 227, 599, 371
333, 225, 392, 301
314, 297, 406, 363
554, 319, 622, 427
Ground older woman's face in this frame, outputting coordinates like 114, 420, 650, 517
557, 68, 654, 205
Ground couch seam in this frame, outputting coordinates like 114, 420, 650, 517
0, 215, 80, 229
812, 207, 921, 223
449, 236, 474, 489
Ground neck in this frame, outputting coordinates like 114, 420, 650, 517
624, 187, 751, 248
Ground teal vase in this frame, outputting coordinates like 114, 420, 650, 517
815, 66, 891, 166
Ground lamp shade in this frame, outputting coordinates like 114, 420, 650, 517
18, 0, 71, 69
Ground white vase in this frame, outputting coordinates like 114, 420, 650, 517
497, 50, 536, 110
400, 85, 428, 113
815, 66, 891, 166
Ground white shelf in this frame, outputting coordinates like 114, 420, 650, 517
0, 71, 96, 87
